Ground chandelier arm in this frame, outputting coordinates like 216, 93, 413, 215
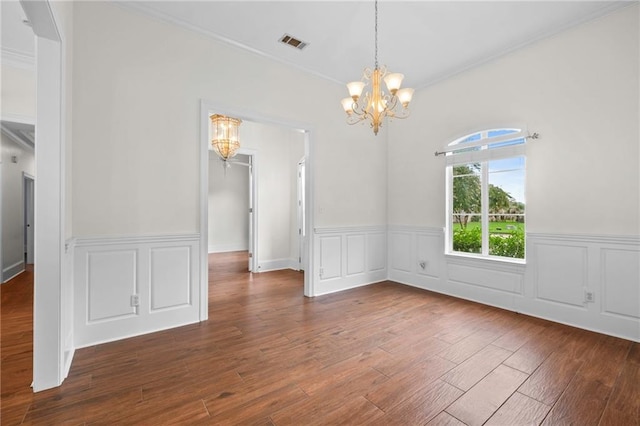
390, 108, 411, 120
386, 95, 399, 111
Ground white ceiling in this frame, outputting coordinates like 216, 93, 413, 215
120, 1, 631, 89
1, 1, 34, 56
1, 1, 632, 89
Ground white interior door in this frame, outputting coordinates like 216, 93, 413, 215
24, 174, 35, 264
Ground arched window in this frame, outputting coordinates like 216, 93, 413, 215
444, 128, 527, 260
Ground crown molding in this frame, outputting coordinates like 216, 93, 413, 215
1, 47, 35, 70
114, 1, 342, 87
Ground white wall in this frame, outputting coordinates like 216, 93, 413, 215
208, 153, 250, 253
0, 64, 35, 120
388, 4, 639, 236
240, 120, 305, 271
1, 134, 35, 280
387, 5, 640, 342
71, 1, 387, 238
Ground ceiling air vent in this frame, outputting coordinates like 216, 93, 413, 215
278, 34, 308, 50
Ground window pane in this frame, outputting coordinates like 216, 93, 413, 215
452, 162, 482, 254
488, 157, 525, 173
448, 133, 482, 153
488, 159, 525, 205
489, 215, 525, 258
487, 129, 518, 137
488, 156, 525, 259
453, 163, 481, 177
452, 215, 482, 254
461, 133, 481, 143
452, 163, 481, 216
488, 138, 525, 149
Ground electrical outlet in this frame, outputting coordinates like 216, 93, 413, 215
130, 294, 139, 307
584, 290, 595, 303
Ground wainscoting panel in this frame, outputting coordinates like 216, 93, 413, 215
417, 233, 441, 278
74, 234, 201, 348
534, 243, 587, 308
388, 227, 444, 292
388, 227, 640, 342
150, 246, 191, 311
346, 235, 365, 276
447, 262, 523, 295
368, 232, 386, 272
390, 232, 413, 273
319, 235, 342, 281
314, 227, 387, 296
602, 247, 640, 319
87, 250, 137, 322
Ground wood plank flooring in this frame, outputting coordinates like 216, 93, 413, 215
1, 252, 639, 425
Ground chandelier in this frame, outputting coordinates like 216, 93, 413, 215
210, 114, 242, 161
341, 0, 414, 135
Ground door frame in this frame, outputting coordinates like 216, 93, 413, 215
199, 100, 315, 320
297, 158, 306, 271
238, 149, 258, 273
20, 0, 67, 391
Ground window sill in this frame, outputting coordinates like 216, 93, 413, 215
445, 252, 526, 272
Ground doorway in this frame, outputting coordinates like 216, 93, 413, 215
23, 173, 34, 265
200, 102, 314, 317
207, 150, 257, 272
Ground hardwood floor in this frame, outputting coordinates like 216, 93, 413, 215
1, 252, 638, 425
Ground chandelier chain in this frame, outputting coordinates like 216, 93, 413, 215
374, 0, 378, 70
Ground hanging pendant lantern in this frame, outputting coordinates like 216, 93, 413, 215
210, 114, 242, 160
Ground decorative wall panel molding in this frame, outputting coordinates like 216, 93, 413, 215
314, 226, 387, 296
533, 243, 587, 307
150, 246, 191, 311
87, 250, 137, 322
388, 227, 640, 342
601, 248, 640, 319
346, 235, 365, 276
74, 234, 200, 348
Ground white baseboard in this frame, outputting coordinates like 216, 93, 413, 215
257, 258, 299, 273
208, 243, 249, 254
2, 261, 25, 283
